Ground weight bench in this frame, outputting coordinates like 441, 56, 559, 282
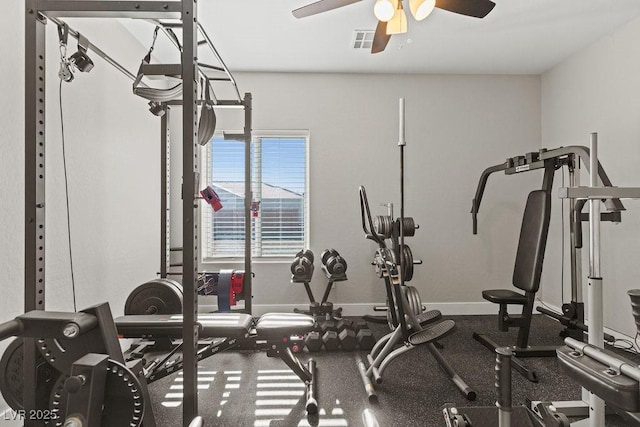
114, 312, 319, 414
473, 190, 556, 382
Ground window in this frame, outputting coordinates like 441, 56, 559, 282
201, 132, 309, 259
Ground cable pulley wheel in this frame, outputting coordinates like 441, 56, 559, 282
124, 278, 184, 315
49, 359, 145, 427
0, 338, 59, 411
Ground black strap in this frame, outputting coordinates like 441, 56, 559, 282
132, 26, 184, 102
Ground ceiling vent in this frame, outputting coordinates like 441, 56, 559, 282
352, 30, 375, 50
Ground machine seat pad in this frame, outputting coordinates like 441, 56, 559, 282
557, 346, 640, 413
409, 320, 456, 346
416, 309, 442, 326
482, 289, 527, 305
115, 313, 253, 339
256, 313, 315, 340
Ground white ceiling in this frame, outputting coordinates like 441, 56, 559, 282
122, 0, 640, 75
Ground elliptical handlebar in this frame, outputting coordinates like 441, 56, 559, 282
359, 186, 386, 248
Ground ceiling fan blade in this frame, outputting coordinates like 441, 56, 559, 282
292, 0, 362, 18
435, 0, 496, 18
371, 21, 391, 54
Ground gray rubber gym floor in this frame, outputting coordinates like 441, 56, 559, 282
146, 314, 639, 426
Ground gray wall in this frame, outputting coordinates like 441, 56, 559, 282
189, 72, 542, 314
0, 7, 160, 416
541, 15, 640, 338
1, 2, 541, 415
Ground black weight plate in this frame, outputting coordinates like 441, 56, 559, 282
49, 359, 145, 427
38, 328, 107, 374
320, 249, 332, 266
158, 279, 185, 304
402, 245, 414, 282
402, 217, 416, 237
0, 338, 26, 410
0, 338, 60, 411
374, 216, 392, 238
302, 249, 314, 264
125, 279, 183, 315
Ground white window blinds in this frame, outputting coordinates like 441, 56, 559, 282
202, 133, 308, 258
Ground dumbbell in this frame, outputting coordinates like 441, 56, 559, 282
321, 320, 338, 334
356, 328, 376, 350
336, 319, 353, 334
304, 331, 323, 352
291, 249, 314, 280
320, 249, 348, 276
352, 319, 368, 334
338, 328, 358, 351
322, 330, 340, 351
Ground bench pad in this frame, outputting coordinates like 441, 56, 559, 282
482, 289, 527, 305
256, 313, 315, 340
115, 313, 253, 338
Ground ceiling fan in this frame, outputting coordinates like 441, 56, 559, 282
292, 0, 496, 54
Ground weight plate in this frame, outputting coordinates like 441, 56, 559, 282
49, 359, 145, 427
0, 338, 60, 411
374, 216, 392, 238
303, 249, 314, 264
402, 217, 416, 237
320, 249, 332, 266
124, 279, 183, 315
38, 328, 108, 374
405, 286, 423, 316
157, 278, 184, 300
402, 245, 414, 282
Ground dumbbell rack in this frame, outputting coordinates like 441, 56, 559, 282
293, 266, 346, 319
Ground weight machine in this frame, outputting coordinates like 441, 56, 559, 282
22, 1, 250, 424
471, 145, 624, 381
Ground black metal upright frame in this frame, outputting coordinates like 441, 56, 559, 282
23, 2, 252, 424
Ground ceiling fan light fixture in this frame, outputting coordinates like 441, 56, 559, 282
410, 0, 436, 21
374, 0, 396, 22
386, 5, 407, 35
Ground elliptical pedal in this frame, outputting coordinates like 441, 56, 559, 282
416, 309, 442, 326
408, 320, 456, 346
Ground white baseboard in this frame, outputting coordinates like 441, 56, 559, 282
210, 301, 512, 317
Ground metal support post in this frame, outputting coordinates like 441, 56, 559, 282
243, 94, 253, 314
181, 0, 200, 423
24, 4, 47, 425
587, 133, 605, 427
160, 106, 170, 278
568, 161, 583, 306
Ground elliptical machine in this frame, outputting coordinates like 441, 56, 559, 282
356, 98, 475, 403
